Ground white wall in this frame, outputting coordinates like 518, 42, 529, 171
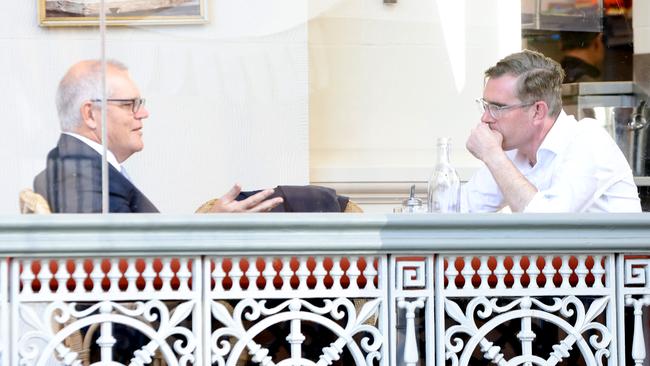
309, 0, 522, 190
308, 0, 522, 212
2, 0, 308, 213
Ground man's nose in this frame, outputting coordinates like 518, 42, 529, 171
480, 109, 494, 124
135, 106, 149, 119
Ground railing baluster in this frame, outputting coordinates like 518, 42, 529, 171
543, 255, 555, 289
159, 258, 174, 292
177, 257, 191, 292
364, 256, 378, 290
142, 258, 156, 292
213, 257, 225, 293
54, 259, 68, 294
575, 255, 588, 288
445, 256, 458, 290
72, 259, 87, 294
592, 255, 605, 288
280, 256, 294, 291
494, 255, 507, 289
40, 259, 53, 295
330, 256, 344, 291
477, 255, 490, 289
347, 256, 360, 291
107, 258, 121, 292
20, 259, 35, 295
263, 257, 276, 291
559, 256, 572, 289
461, 256, 475, 289
527, 256, 540, 289
296, 257, 310, 290
512, 255, 523, 289
314, 255, 327, 290
230, 257, 243, 292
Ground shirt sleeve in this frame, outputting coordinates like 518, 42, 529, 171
461, 164, 504, 213
523, 125, 635, 213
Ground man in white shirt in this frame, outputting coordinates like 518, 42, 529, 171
462, 50, 641, 213
36, 59, 283, 213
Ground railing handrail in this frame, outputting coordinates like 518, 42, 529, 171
1, 213, 650, 255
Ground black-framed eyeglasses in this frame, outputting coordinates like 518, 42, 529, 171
90, 98, 146, 114
476, 98, 533, 119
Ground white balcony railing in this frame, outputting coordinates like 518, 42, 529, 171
1, 213, 650, 366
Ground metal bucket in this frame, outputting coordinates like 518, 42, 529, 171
578, 104, 649, 176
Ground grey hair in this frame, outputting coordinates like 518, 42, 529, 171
485, 50, 565, 117
55, 59, 128, 132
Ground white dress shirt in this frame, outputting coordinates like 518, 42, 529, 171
461, 111, 641, 213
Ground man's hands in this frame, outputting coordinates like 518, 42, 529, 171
465, 122, 538, 212
466, 122, 504, 162
207, 184, 283, 213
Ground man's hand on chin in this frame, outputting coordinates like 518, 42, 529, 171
466, 122, 504, 162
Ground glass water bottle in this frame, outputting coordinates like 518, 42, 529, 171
427, 137, 460, 213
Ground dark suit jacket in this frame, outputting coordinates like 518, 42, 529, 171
34, 134, 159, 213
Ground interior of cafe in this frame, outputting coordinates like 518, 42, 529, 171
2, 0, 646, 214
4, 2, 650, 366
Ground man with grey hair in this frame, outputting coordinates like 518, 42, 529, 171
37, 60, 282, 213
462, 50, 640, 213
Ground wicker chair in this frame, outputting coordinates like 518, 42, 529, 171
19, 188, 51, 214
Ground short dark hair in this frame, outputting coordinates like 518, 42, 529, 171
560, 31, 600, 51
485, 50, 564, 117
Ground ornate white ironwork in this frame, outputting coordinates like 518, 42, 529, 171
397, 297, 425, 366
444, 295, 612, 366
210, 297, 383, 365
392, 257, 433, 366
205, 255, 387, 365
619, 257, 650, 366
0, 240, 646, 366
625, 258, 650, 287
17, 299, 197, 366
12, 256, 201, 366
438, 254, 615, 366
396, 260, 426, 290
625, 295, 650, 366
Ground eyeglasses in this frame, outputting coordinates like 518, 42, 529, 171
91, 98, 146, 114
476, 98, 533, 119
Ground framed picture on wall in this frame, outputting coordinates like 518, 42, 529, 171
38, 0, 208, 26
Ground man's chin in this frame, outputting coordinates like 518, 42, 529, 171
133, 141, 144, 153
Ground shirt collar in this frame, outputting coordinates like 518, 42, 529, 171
536, 110, 574, 157
62, 132, 122, 171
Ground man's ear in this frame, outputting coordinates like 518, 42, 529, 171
532, 101, 549, 124
80, 101, 97, 130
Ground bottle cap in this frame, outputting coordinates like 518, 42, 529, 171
402, 184, 423, 208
